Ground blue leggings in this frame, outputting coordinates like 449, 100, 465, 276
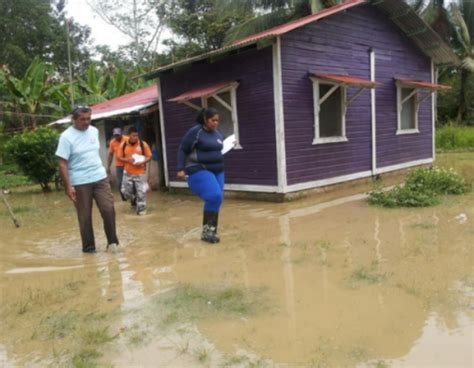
187, 170, 224, 212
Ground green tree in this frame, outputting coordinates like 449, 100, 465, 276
221, 0, 338, 44
165, 0, 254, 52
5, 127, 60, 192
0, 0, 91, 77
450, 0, 474, 122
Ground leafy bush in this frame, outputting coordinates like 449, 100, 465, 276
369, 167, 470, 208
369, 185, 439, 208
436, 125, 474, 151
407, 168, 470, 195
5, 127, 60, 192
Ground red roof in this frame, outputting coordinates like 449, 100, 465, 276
396, 79, 451, 91
50, 84, 159, 125
168, 81, 234, 102
91, 84, 158, 115
231, 0, 365, 47
311, 73, 378, 88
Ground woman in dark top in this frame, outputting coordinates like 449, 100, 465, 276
177, 108, 224, 244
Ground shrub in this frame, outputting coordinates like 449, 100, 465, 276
407, 167, 470, 195
5, 127, 60, 192
369, 167, 470, 208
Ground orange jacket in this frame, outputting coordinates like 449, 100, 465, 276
108, 136, 129, 167
118, 139, 152, 175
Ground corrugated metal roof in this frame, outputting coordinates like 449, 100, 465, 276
371, 0, 459, 65
311, 73, 378, 87
228, 0, 364, 47
142, 0, 458, 80
168, 81, 234, 102
396, 79, 451, 90
49, 84, 159, 125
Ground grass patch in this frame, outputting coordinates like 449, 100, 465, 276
436, 125, 474, 152
369, 167, 470, 208
154, 284, 266, 328
79, 326, 114, 345
0, 163, 31, 188
411, 222, 436, 229
350, 263, 387, 285
195, 347, 211, 364
32, 311, 79, 340
72, 348, 102, 368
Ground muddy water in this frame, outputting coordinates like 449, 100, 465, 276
0, 153, 473, 367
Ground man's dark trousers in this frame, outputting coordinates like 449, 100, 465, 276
74, 178, 118, 252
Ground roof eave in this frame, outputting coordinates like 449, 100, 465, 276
141, 36, 277, 80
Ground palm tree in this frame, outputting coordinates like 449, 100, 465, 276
449, 0, 473, 122
221, 0, 339, 44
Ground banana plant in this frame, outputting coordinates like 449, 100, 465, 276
78, 64, 111, 105
2, 57, 65, 128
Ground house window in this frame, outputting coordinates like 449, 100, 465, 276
203, 84, 242, 148
397, 86, 419, 134
311, 79, 347, 144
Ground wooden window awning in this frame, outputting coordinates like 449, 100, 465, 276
310, 73, 378, 110
395, 79, 451, 91
168, 81, 237, 110
310, 73, 378, 88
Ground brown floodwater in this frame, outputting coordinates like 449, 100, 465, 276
0, 153, 473, 367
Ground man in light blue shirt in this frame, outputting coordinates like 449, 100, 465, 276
56, 106, 119, 253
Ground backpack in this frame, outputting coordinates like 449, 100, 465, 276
122, 139, 145, 158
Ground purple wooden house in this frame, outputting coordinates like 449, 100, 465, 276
144, 0, 457, 196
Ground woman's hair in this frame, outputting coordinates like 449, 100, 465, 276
196, 108, 218, 125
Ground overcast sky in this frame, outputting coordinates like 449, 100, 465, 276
64, 0, 171, 52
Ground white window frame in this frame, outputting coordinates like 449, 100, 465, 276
203, 82, 242, 149
311, 78, 348, 145
178, 82, 241, 149
396, 82, 420, 135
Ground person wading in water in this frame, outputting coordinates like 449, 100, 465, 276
177, 108, 225, 244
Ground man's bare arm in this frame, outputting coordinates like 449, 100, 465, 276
58, 158, 76, 202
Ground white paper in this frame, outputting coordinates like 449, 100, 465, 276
132, 153, 146, 164
221, 134, 236, 155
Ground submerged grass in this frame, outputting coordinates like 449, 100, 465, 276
350, 263, 387, 286
154, 284, 266, 328
369, 167, 470, 208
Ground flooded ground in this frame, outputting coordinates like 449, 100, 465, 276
0, 152, 473, 367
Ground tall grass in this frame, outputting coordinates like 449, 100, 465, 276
436, 125, 474, 152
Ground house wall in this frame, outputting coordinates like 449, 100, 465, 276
159, 47, 278, 186
280, 5, 433, 186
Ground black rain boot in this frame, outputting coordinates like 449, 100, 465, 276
201, 211, 220, 244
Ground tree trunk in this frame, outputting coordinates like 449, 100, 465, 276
40, 182, 51, 193
457, 68, 468, 123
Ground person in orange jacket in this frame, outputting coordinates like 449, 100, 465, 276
107, 127, 128, 200
117, 126, 152, 215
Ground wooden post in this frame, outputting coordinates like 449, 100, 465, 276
1, 191, 20, 228
152, 110, 166, 189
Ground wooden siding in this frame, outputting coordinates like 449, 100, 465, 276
281, 5, 433, 185
160, 47, 278, 186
